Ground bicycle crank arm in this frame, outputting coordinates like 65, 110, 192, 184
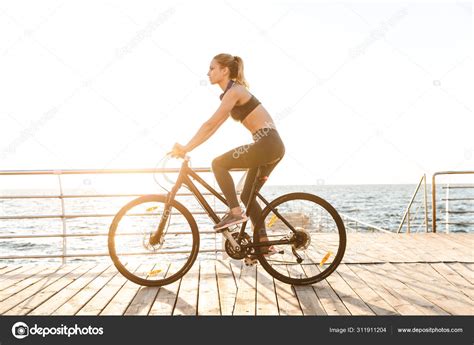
222, 230, 241, 252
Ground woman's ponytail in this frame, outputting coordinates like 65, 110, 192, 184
213, 53, 249, 88
232, 56, 249, 88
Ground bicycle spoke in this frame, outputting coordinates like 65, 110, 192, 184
255, 193, 346, 285
109, 195, 199, 286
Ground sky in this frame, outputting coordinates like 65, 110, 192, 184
0, 0, 472, 188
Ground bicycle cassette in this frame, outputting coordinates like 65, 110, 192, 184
291, 227, 311, 250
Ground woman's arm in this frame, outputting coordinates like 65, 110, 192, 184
181, 89, 239, 152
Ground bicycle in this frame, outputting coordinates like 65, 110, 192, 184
108, 153, 346, 286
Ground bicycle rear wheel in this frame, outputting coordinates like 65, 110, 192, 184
108, 194, 199, 286
254, 192, 346, 285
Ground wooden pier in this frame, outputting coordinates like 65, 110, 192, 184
0, 233, 472, 316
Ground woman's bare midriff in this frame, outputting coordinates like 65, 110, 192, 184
241, 106, 276, 134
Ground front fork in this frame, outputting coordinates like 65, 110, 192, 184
149, 203, 172, 246
149, 186, 178, 246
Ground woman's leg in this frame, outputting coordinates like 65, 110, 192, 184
211, 153, 242, 211
212, 129, 285, 226
239, 167, 260, 225
240, 159, 281, 240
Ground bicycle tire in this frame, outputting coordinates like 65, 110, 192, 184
254, 192, 346, 285
108, 194, 199, 286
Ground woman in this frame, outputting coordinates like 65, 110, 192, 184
171, 53, 285, 249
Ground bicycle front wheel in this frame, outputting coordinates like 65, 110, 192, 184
108, 194, 199, 286
254, 192, 346, 285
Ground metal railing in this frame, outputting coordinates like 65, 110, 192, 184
341, 213, 392, 234
0, 167, 234, 263
432, 171, 474, 233
397, 174, 429, 233
1, 168, 394, 263
397, 171, 474, 233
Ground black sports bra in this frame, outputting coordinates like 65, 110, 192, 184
219, 80, 261, 122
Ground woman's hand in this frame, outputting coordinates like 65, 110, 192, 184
171, 142, 187, 158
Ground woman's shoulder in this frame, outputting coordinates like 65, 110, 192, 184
230, 83, 251, 97
221, 82, 251, 103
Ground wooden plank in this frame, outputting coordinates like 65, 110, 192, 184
0, 266, 63, 302
433, 235, 470, 261
52, 265, 118, 315
363, 263, 449, 315
101, 263, 155, 315
409, 234, 462, 262
448, 263, 474, 284
423, 234, 466, 254
344, 234, 401, 263
443, 233, 471, 244
230, 260, 242, 286
337, 264, 397, 315
393, 263, 473, 315
463, 263, 473, 272
0, 264, 84, 314
319, 264, 375, 315
256, 265, 279, 315
148, 263, 182, 315
424, 234, 472, 261
397, 263, 469, 315
0, 265, 29, 282
173, 263, 199, 316
4, 264, 95, 315
233, 265, 256, 315
124, 263, 170, 315
348, 264, 420, 315
215, 260, 238, 316
300, 264, 350, 315
29, 264, 109, 315
350, 233, 421, 263
0, 265, 43, 289
273, 271, 302, 315
198, 261, 220, 315
395, 235, 435, 262
288, 264, 326, 315
435, 234, 474, 254
77, 262, 140, 316
397, 234, 440, 262
383, 236, 426, 262
430, 263, 474, 300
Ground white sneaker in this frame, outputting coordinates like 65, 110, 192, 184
214, 211, 248, 232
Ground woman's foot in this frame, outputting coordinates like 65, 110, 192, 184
214, 211, 248, 232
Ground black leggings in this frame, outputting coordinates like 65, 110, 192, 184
211, 128, 285, 236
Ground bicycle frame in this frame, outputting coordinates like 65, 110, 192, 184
153, 156, 297, 249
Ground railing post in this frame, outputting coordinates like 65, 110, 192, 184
57, 173, 67, 264
445, 183, 450, 233
407, 209, 410, 234
423, 174, 428, 232
432, 174, 437, 233
398, 174, 424, 233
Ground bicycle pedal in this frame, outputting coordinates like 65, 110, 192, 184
215, 226, 238, 234
244, 257, 258, 266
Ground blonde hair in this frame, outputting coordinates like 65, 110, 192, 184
213, 53, 249, 88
